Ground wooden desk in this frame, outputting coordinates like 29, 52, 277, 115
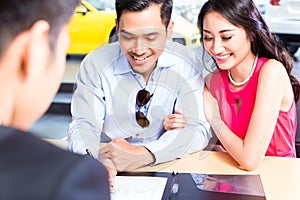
45, 139, 300, 200
134, 151, 300, 200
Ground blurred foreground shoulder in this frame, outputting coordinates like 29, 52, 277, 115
54, 154, 111, 200
0, 126, 110, 200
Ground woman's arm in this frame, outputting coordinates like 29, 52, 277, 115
205, 60, 293, 171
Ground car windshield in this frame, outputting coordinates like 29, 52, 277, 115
87, 0, 114, 10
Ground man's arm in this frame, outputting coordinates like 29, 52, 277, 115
68, 56, 105, 158
143, 70, 211, 164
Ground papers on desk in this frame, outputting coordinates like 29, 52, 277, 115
111, 176, 168, 200
112, 172, 266, 200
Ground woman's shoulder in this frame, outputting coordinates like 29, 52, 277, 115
258, 58, 295, 112
259, 58, 288, 80
258, 58, 292, 98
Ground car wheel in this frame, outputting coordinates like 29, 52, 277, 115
109, 28, 118, 43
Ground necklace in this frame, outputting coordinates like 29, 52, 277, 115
228, 55, 258, 86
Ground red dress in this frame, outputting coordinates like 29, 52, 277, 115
210, 57, 296, 157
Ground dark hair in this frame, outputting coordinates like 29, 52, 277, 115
0, 0, 80, 57
198, 0, 300, 102
115, 0, 173, 29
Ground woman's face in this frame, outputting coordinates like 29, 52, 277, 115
202, 11, 253, 71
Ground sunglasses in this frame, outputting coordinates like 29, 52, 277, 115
136, 89, 153, 128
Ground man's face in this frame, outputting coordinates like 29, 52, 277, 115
117, 3, 169, 81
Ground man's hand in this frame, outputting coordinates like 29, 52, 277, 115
99, 138, 155, 171
100, 158, 117, 190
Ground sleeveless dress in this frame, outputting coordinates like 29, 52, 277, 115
210, 57, 296, 157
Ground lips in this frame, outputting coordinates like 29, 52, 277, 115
130, 54, 151, 65
214, 54, 231, 63
133, 56, 147, 61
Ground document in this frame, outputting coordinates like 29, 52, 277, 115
111, 172, 266, 200
111, 176, 168, 200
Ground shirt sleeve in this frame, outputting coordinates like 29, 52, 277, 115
68, 56, 105, 159
144, 67, 211, 164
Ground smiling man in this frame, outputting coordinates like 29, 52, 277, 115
68, 0, 210, 186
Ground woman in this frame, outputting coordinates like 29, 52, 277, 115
164, 0, 300, 171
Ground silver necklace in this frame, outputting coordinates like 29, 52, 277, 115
228, 55, 258, 86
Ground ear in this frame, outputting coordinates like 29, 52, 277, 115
21, 20, 50, 77
115, 18, 119, 33
166, 19, 174, 39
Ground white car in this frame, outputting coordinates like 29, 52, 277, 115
254, 0, 268, 14
264, 0, 300, 55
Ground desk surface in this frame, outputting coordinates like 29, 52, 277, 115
45, 139, 300, 200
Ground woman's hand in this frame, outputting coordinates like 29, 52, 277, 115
203, 87, 221, 124
163, 109, 187, 131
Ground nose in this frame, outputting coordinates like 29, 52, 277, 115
211, 39, 225, 54
132, 38, 147, 55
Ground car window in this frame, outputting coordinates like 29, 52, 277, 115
86, 0, 114, 10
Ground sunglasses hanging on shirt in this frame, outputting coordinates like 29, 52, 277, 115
135, 89, 153, 128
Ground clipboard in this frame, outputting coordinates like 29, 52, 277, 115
117, 172, 266, 200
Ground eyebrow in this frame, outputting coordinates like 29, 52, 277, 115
203, 29, 235, 34
120, 29, 160, 37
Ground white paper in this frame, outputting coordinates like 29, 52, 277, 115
111, 176, 168, 200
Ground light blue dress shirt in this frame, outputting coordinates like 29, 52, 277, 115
68, 41, 211, 164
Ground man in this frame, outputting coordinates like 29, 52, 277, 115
68, 0, 210, 173
0, 0, 110, 199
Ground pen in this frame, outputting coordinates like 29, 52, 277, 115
86, 149, 93, 157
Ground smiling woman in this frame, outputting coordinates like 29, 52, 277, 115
197, 0, 300, 171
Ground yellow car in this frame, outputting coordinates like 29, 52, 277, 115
67, 0, 200, 55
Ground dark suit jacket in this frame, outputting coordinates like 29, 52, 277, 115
0, 126, 110, 200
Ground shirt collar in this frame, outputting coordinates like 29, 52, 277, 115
156, 43, 180, 68
114, 52, 132, 75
